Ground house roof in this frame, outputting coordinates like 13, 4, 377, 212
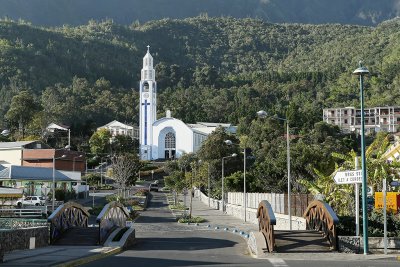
0, 165, 74, 182
97, 120, 134, 130
0, 141, 37, 149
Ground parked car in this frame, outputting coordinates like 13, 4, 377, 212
17, 196, 46, 207
149, 183, 159, 192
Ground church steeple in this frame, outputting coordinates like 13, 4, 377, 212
139, 45, 157, 160
141, 45, 155, 81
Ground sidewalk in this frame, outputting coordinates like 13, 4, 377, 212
188, 194, 258, 237
2, 246, 121, 266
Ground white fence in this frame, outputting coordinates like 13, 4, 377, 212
227, 192, 285, 214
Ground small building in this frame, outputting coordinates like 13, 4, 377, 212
0, 165, 75, 196
97, 120, 139, 139
323, 106, 400, 134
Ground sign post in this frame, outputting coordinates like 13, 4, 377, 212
383, 178, 387, 255
334, 167, 362, 237
355, 157, 360, 237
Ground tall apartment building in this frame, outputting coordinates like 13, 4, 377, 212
323, 106, 400, 134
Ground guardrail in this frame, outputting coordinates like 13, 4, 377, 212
96, 201, 130, 244
0, 207, 47, 218
303, 200, 339, 250
257, 200, 276, 253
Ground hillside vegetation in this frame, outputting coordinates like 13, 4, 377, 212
0, 0, 399, 26
0, 16, 400, 137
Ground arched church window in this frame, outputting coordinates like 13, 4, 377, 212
143, 82, 149, 92
165, 132, 176, 149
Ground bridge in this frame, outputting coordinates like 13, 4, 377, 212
47, 201, 130, 245
257, 199, 339, 253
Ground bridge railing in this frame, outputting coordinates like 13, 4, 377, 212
303, 200, 339, 250
257, 200, 277, 253
47, 201, 90, 244
96, 201, 130, 244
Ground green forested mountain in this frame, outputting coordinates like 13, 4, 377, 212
0, 0, 399, 26
0, 16, 400, 137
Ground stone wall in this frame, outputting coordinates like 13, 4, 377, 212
0, 226, 48, 261
339, 236, 400, 254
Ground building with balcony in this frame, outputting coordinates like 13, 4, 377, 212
97, 120, 139, 139
323, 106, 400, 134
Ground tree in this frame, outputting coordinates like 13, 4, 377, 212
5, 90, 39, 139
164, 170, 186, 205
111, 153, 140, 197
89, 128, 112, 155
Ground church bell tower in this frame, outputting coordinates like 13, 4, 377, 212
139, 45, 157, 160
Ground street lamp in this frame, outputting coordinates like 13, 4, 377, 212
257, 110, 292, 230
353, 61, 370, 255
73, 155, 83, 172
222, 153, 237, 213
52, 154, 67, 211
225, 139, 248, 222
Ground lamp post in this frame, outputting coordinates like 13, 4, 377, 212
207, 162, 211, 207
257, 110, 292, 230
52, 154, 67, 211
353, 62, 370, 255
225, 139, 248, 221
222, 153, 237, 213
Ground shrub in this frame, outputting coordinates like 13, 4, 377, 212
106, 194, 124, 203
135, 188, 149, 196
178, 216, 206, 224
89, 205, 104, 216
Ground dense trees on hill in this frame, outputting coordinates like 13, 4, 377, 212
0, 0, 399, 26
1, 17, 400, 136
0, 16, 399, 201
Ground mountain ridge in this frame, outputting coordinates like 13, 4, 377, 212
0, 0, 399, 26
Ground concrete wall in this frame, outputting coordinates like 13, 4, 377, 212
339, 236, 400, 253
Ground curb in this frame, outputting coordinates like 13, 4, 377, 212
54, 247, 122, 267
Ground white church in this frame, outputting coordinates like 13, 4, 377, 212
139, 46, 236, 160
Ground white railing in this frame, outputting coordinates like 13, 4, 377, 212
227, 192, 285, 213
0, 207, 47, 218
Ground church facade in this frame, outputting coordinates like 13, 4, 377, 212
139, 47, 236, 160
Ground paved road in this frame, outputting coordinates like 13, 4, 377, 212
82, 192, 400, 267
82, 191, 259, 267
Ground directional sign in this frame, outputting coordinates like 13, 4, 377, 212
333, 170, 362, 184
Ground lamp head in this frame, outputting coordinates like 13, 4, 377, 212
353, 61, 369, 75
231, 153, 237, 157
256, 110, 268, 119
224, 140, 233, 146
1, 129, 10, 136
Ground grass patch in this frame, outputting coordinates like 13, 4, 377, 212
169, 204, 188, 210
112, 227, 129, 242
178, 216, 206, 224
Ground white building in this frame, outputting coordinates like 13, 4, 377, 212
323, 106, 400, 134
139, 46, 236, 160
97, 120, 139, 139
